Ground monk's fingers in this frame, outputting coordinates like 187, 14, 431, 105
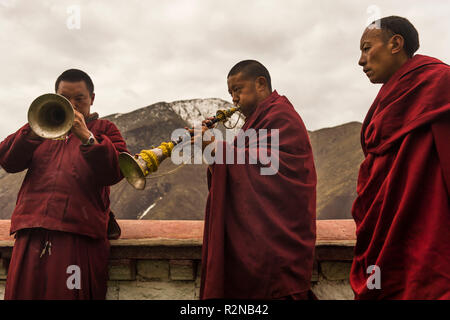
73, 109, 86, 122
202, 119, 212, 126
72, 110, 87, 129
185, 127, 196, 136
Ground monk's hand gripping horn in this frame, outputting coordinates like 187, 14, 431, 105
119, 106, 241, 190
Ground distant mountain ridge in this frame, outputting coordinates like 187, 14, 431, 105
0, 98, 364, 220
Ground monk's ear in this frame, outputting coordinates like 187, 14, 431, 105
255, 76, 268, 92
90, 92, 95, 106
389, 34, 405, 55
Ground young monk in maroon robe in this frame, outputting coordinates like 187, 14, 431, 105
0, 69, 128, 299
351, 16, 450, 299
190, 60, 317, 299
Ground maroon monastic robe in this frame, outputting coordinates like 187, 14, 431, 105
0, 118, 128, 299
4, 228, 110, 299
200, 91, 317, 299
351, 55, 450, 299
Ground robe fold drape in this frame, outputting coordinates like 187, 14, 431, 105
200, 91, 317, 299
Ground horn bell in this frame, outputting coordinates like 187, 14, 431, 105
118, 152, 147, 190
28, 93, 75, 139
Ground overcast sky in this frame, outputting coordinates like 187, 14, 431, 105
0, 0, 449, 141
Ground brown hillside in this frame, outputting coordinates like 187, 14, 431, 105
309, 122, 364, 219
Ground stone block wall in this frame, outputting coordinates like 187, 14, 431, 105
0, 258, 6, 298
106, 259, 201, 300
312, 261, 353, 299
0, 219, 356, 300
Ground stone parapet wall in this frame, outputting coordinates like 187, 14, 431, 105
0, 219, 356, 300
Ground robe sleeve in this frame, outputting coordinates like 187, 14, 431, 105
432, 113, 450, 197
0, 124, 43, 173
79, 121, 128, 186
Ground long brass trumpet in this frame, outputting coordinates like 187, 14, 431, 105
28, 93, 75, 139
119, 106, 241, 190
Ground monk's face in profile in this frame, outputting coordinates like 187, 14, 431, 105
358, 27, 400, 84
227, 72, 263, 118
56, 80, 95, 118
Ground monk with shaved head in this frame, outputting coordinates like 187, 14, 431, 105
351, 16, 450, 299
191, 60, 317, 299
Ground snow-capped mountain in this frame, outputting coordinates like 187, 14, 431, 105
170, 98, 233, 126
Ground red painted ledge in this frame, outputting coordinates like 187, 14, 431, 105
0, 219, 356, 247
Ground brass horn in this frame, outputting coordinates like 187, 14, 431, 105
119, 106, 241, 190
28, 93, 75, 139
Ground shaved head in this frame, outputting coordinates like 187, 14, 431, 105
227, 60, 272, 92
359, 17, 413, 84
